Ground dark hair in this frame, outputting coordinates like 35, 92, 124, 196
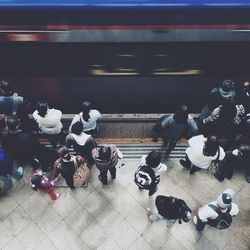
7, 116, 20, 131
0, 80, 14, 96
99, 145, 111, 162
221, 79, 234, 92
31, 174, 43, 190
71, 121, 83, 135
37, 101, 48, 117
174, 105, 189, 123
56, 145, 71, 160
203, 135, 219, 156
146, 150, 161, 168
81, 101, 92, 121
219, 103, 236, 123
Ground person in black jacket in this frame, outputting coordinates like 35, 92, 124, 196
146, 195, 192, 228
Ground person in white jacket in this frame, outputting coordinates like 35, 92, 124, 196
33, 101, 63, 135
180, 134, 225, 174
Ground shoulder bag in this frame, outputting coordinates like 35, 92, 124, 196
73, 156, 90, 188
208, 149, 221, 174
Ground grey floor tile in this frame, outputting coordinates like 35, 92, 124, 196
168, 221, 201, 249
3, 206, 32, 236
125, 181, 149, 203
160, 236, 187, 250
95, 204, 124, 235
3, 237, 25, 250
34, 206, 62, 235
52, 190, 79, 218
47, 221, 77, 250
110, 220, 140, 249
0, 196, 19, 220
111, 189, 139, 219
16, 221, 46, 249
80, 220, 108, 249
65, 205, 94, 233
81, 190, 109, 219
128, 236, 153, 250
126, 204, 150, 234
97, 238, 121, 250
212, 179, 241, 196
21, 192, 49, 219
34, 237, 57, 250
142, 221, 171, 249
194, 236, 218, 250
69, 237, 90, 250
223, 234, 249, 250
0, 220, 14, 249
70, 183, 95, 204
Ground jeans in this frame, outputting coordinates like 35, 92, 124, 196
163, 137, 178, 157
149, 209, 176, 228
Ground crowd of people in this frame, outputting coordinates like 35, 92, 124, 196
0, 78, 249, 233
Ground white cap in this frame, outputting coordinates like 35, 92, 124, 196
217, 188, 235, 208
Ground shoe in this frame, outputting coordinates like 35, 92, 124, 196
245, 174, 250, 183
146, 208, 153, 218
179, 159, 190, 169
98, 175, 107, 185
17, 167, 24, 176
55, 193, 60, 200
193, 215, 198, 225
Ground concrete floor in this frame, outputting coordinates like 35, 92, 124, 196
0, 158, 249, 250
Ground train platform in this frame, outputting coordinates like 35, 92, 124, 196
0, 155, 249, 250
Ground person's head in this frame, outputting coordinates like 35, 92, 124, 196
173, 105, 189, 123
81, 101, 92, 121
71, 121, 83, 135
221, 79, 235, 93
99, 145, 111, 162
146, 150, 161, 168
37, 101, 48, 117
219, 103, 236, 123
217, 188, 235, 209
7, 116, 21, 131
203, 135, 219, 157
0, 80, 14, 96
56, 145, 71, 160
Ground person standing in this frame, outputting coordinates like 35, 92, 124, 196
92, 144, 123, 185
193, 188, 239, 231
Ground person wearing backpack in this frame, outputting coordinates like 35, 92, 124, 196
138, 151, 167, 196
152, 105, 198, 158
31, 169, 60, 200
193, 188, 239, 231
146, 195, 192, 228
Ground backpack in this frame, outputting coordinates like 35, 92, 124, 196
134, 165, 156, 189
208, 204, 232, 230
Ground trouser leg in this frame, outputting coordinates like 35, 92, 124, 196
99, 170, 108, 185
190, 165, 201, 174
109, 167, 116, 179
164, 138, 177, 156
149, 182, 157, 196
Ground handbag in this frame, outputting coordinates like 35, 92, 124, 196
208, 149, 221, 174
73, 156, 90, 188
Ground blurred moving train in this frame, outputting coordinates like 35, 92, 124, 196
1, 0, 250, 113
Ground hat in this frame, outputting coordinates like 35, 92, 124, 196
217, 188, 235, 208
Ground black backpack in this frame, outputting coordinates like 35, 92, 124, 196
208, 204, 232, 230
134, 165, 156, 190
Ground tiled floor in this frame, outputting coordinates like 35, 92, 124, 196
0, 158, 250, 250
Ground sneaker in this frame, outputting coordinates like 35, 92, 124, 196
179, 159, 190, 169
55, 193, 60, 200
193, 215, 198, 225
146, 208, 153, 218
17, 167, 24, 176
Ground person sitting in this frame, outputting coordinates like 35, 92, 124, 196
199, 79, 237, 120
152, 105, 198, 158
193, 188, 239, 231
140, 151, 167, 195
65, 121, 96, 165
0, 80, 31, 131
69, 101, 101, 136
146, 195, 192, 228
92, 144, 123, 185
33, 101, 63, 135
180, 134, 225, 174
1, 116, 40, 169
54, 146, 87, 189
